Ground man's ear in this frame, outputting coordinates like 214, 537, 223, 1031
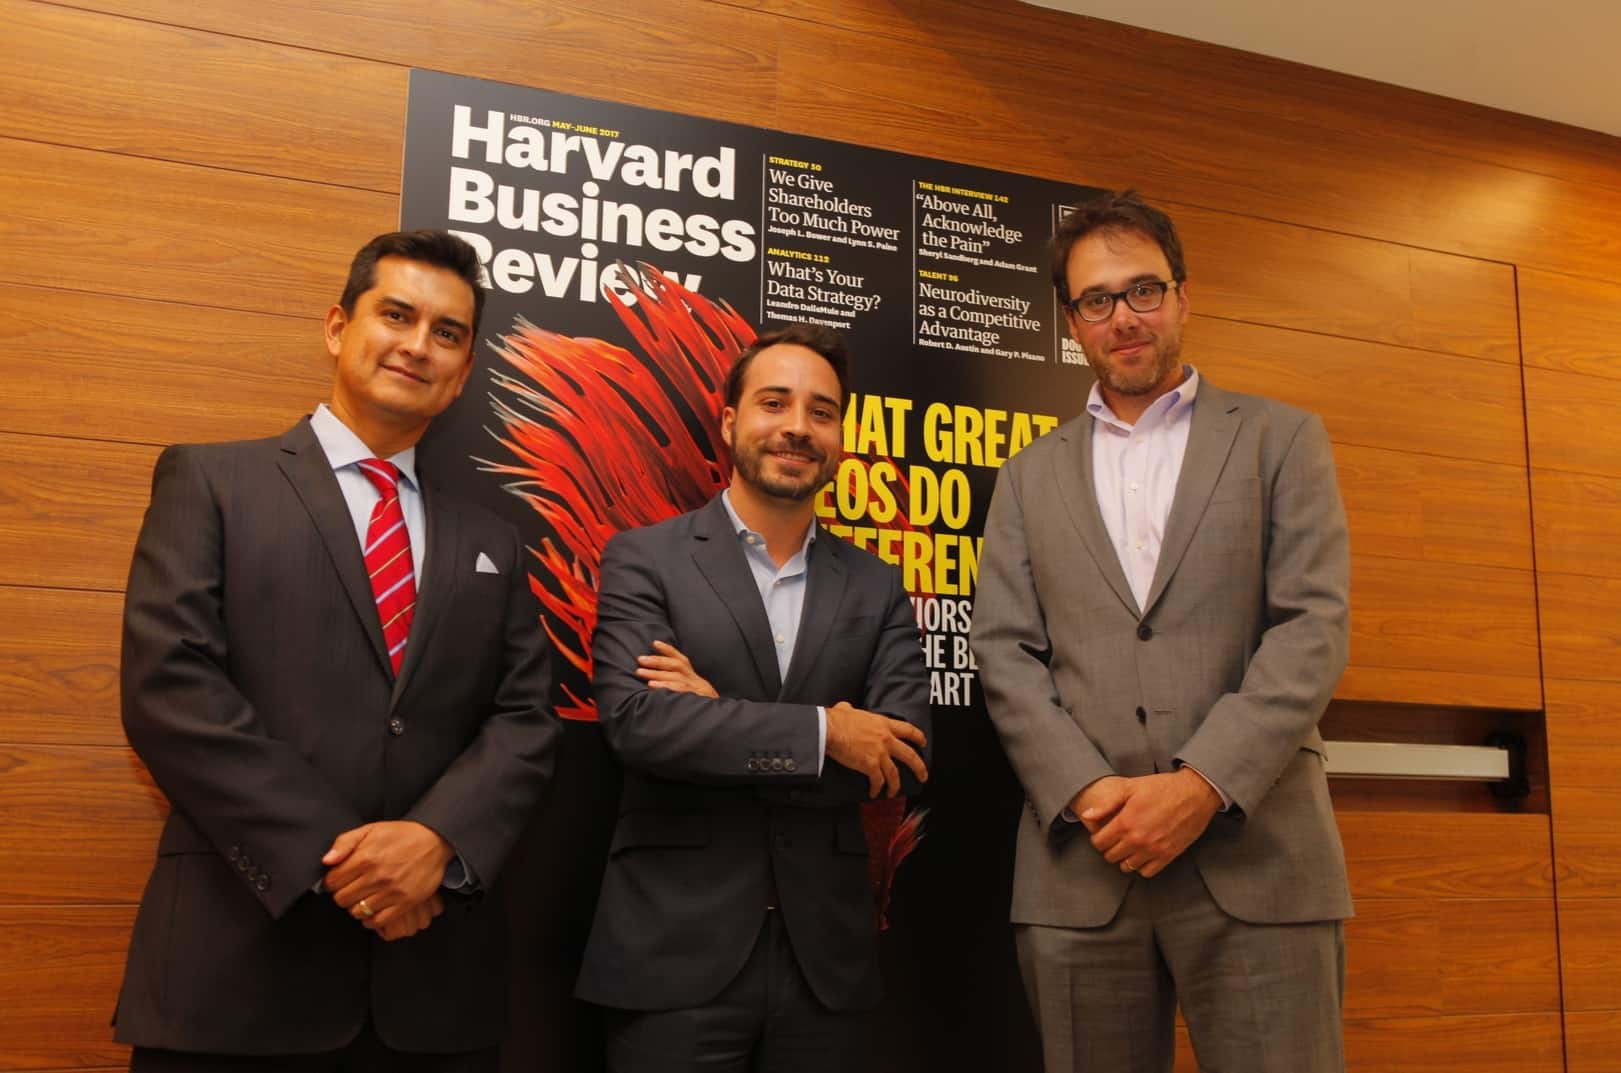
720, 406, 736, 449
1062, 307, 1084, 345
323, 304, 350, 359
449, 350, 476, 399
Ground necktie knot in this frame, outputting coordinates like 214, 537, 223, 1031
357, 458, 400, 497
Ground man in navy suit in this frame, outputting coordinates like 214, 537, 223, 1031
577, 323, 931, 1072
114, 230, 560, 1071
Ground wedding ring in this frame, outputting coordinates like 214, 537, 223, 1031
356, 899, 374, 919
1122, 862, 1137, 873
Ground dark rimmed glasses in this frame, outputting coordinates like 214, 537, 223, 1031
1064, 280, 1179, 322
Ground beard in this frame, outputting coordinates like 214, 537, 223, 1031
731, 435, 838, 502
1090, 332, 1183, 397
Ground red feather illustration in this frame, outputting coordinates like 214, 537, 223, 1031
478, 262, 929, 913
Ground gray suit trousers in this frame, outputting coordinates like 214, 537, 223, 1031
1015, 854, 1345, 1073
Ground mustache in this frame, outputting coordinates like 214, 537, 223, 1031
766, 436, 826, 461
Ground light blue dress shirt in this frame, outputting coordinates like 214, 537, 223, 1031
720, 490, 827, 773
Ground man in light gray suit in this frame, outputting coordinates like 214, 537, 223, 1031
971, 191, 1351, 1073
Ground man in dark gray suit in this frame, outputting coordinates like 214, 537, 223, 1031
113, 230, 560, 1071
577, 323, 931, 1072
972, 191, 1352, 1072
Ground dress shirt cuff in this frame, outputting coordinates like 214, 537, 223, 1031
815, 705, 826, 777
442, 855, 478, 892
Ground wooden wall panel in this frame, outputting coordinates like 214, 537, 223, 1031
1, 284, 324, 445
0, 588, 122, 747
770, 15, 1621, 287
1525, 365, 1621, 478
0, 907, 134, 1070
0, 139, 393, 317
0, 746, 165, 905
1520, 267, 1621, 379
1191, 319, 1527, 466
1177, 208, 1519, 362
1174, 1013, 1565, 1071
747, 0, 1621, 203
1545, 677, 1621, 786
1560, 898, 1621, 1012
1549, 785, 1621, 895
59, 0, 783, 131
1336, 665, 1542, 711
1344, 899, 1559, 1018
1337, 448, 1530, 571
1538, 573, 1621, 683
1347, 555, 1539, 684
1338, 812, 1553, 899
1566, 1010, 1621, 1073
0, 0, 405, 191
1531, 467, 1621, 579
0, 436, 158, 592
1340, 1013, 1564, 1071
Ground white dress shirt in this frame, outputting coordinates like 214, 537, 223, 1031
308, 404, 473, 887
1083, 366, 1231, 810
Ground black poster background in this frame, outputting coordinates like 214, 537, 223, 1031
400, 69, 1101, 1072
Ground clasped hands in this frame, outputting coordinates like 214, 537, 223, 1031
1072, 768, 1221, 878
322, 820, 453, 941
636, 640, 928, 798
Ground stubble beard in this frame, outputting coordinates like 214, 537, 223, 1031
1093, 333, 1182, 398
732, 438, 838, 502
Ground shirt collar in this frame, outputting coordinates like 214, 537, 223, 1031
721, 488, 817, 555
1085, 364, 1200, 432
310, 403, 419, 489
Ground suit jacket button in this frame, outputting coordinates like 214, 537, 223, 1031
256, 876, 271, 892
770, 758, 784, 772
226, 845, 241, 862
237, 857, 251, 872
1137, 624, 1153, 641
1136, 706, 1147, 724
389, 717, 405, 736
784, 758, 797, 773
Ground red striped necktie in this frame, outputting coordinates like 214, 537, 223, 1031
356, 459, 416, 675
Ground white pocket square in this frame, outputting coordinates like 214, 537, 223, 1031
475, 552, 500, 574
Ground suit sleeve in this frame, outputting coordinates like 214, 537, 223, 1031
404, 521, 560, 888
971, 458, 1117, 831
121, 445, 364, 918
1172, 413, 1350, 816
591, 529, 822, 786
785, 561, 932, 807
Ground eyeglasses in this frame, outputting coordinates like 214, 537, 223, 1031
1064, 280, 1179, 322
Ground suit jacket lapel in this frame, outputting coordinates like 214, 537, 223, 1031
779, 529, 847, 700
1142, 383, 1242, 615
691, 497, 782, 697
392, 479, 458, 705
1053, 416, 1141, 617
276, 419, 392, 676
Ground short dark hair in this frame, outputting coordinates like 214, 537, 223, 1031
339, 229, 487, 337
1050, 190, 1187, 307
723, 323, 851, 410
